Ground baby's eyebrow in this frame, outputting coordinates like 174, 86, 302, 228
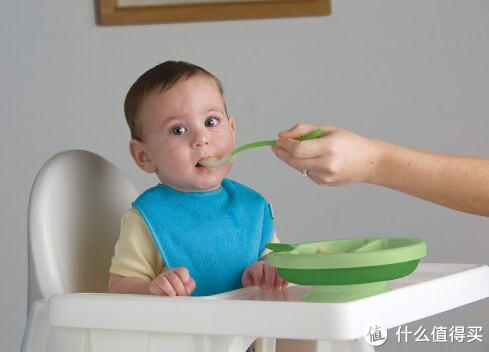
157, 115, 184, 129
204, 107, 225, 115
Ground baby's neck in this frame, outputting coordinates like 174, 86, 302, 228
159, 180, 223, 193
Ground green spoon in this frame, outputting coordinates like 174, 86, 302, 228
265, 243, 295, 252
199, 129, 322, 168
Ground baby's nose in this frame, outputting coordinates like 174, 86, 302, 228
192, 132, 210, 148
194, 140, 209, 148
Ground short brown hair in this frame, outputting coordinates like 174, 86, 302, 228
124, 61, 225, 140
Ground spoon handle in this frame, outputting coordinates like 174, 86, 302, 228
265, 243, 295, 252
230, 128, 322, 157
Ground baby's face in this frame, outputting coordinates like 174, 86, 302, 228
138, 74, 235, 192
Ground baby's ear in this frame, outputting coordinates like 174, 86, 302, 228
228, 116, 236, 140
129, 139, 156, 173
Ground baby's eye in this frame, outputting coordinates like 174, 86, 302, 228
171, 126, 187, 135
204, 117, 219, 128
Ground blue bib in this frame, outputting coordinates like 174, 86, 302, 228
133, 179, 274, 296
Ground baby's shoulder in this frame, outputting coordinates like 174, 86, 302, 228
121, 207, 145, 226
124, 207, 141, 217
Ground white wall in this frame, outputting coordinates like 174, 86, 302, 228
1, 0, 488, 351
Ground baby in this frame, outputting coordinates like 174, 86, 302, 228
108, 61, 287, 296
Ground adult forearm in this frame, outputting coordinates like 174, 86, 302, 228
369, 140, 489, 216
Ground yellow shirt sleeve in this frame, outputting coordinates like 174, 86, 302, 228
109, 208, 164, 281
109, 208, 280, 279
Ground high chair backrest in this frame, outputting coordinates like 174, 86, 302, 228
28, 150, 139, 306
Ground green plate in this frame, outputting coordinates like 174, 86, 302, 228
266, 237, 427, 302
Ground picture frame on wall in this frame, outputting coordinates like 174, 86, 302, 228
97, 0, 331, 25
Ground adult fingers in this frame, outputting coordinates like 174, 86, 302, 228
275, 138, 326, 160
272, 146, 322, 172
272, 147, 334, 185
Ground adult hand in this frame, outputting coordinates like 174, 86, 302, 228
149, 267, 196, 296
272, 123, 381, 186
272, 123, 489, 216
242, 261, 288, 289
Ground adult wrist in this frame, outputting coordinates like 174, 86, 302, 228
363, 138, 390, 185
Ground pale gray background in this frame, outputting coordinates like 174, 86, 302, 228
1, 0, 488, 351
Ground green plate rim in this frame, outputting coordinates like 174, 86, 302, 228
267, 237, 427, 269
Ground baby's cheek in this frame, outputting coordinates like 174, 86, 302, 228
222, 162, 234, 176
222, 135, 235, 152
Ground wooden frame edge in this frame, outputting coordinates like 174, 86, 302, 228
98, 0, 331, 25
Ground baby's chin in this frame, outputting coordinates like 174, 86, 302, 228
158, 163, 233, 192
160, 176, 227, 193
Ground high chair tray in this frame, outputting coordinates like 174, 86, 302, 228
48, 263, 489, 341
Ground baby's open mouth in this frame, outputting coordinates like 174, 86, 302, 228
196, 156, 220, 170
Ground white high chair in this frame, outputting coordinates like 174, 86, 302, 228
22, 150, 489, 352
20, 149, 273, 352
